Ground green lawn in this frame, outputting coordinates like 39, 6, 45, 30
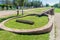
0, 7, 50, 40
23, 7, 50, 15
0, 16, 49, 40
5, 16, 48, 29
0, 30, 49, 40
55, 8, 60, 13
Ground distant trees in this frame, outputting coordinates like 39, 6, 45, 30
24, 0, 43, 8
58, 3, 60, 8
32, 1, 43, 8
53, 0, 60, 8
45, 4, 49, 7
12, 0, 43, 16
0, 0, 13, 10
53, 3, 60, 8
0, 4, 5, 10
13, 0, 25, 16
0, 0, 43, 10
5, 0, 10, 10
24, 0, 32, 7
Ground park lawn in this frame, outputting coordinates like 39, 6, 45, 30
5, 16, 48, 29
23, 7, 50, 15
0, 30, 49, 40
0, 16, 49, 40
55, 8, 60, 13
0, 7, 50, 40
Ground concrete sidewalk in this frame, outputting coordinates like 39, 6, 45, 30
0, 9, 35, 18
55, 13, 60, 40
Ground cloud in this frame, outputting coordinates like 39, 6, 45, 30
41, 0, 59, 5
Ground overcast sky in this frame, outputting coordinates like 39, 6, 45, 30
41, 0, 59, 5
29, 0, 59, 5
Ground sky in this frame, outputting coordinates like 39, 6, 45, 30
29, 0, 59, 5
41, 0, 59, 5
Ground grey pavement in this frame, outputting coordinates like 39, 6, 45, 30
55, 13, 60, 40
0, 9, 34, 18
0, 10, 17, 18
49, 22, 55, 40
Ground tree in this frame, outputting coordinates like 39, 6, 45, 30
53, 3, 60, 8
58, 0, 60, 8
53, 4, 58, 8
5, 0, 9, 10
58, 3, 60, 8
46, 4, 49, 7
32, 0, 43, 8
0, 4, 5, 10
13, 0, 20, 16
20, 0, 24, 15
13, 0, 25, 16
0, 0, 5, 10
23, 0, 43, 8
5, 0, 12, 10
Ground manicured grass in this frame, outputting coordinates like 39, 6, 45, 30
0, 15, 49, 40
24, 7, 50, 15
0, 7, 49, 40
0, 30, 49, 40
55, 8, 60, 13
5, 16, 48, 29
0, 15, 16, 22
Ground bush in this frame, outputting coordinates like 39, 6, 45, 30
0, 4, 5, 10
0, 16, 16, 22
16, 20, 34, 25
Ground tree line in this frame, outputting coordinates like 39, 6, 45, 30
0, 0, 43, 10
53, 3, 60, 8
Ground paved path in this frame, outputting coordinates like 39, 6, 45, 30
0, 9, 35, 18
49, 23, 55, 40
55, 13, 60, 40
0, 10, 16, 18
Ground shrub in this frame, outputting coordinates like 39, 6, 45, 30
16, 20, 34, 25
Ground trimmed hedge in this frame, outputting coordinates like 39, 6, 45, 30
16, 20, 34, 25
